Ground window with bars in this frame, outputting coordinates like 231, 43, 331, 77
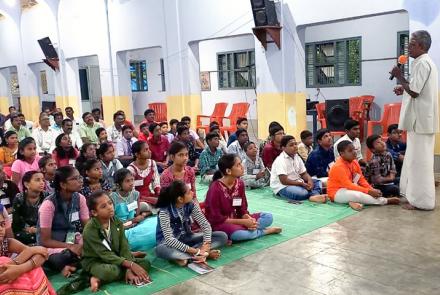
217, 50, 256, 89
130, 60, 148, 92
306, 37, 361, 87
398, 31, 410, 80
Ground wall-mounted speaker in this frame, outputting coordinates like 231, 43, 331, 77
250, 0, 279, 27
325, 99, 349, 131
38, 37, 58, 59
37, 37, 59, 71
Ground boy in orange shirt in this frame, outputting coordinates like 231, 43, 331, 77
327, 140, 400, 211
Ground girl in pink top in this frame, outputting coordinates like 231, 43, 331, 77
205, 154, 282, 242
160, 141, 197, 202
11, 138, 41, 192
37, 166, 89, 277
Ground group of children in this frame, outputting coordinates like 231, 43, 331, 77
0, 109, 286, 294
0, 104, 408, 294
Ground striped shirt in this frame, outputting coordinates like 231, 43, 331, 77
158, 202, 211, 252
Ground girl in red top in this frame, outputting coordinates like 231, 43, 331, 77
127, 141, 160, 205
204, 154, 282, 242
52, 133, 79, 168
327, 140, 400, 211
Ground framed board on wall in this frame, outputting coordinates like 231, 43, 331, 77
200, 71, 211, 91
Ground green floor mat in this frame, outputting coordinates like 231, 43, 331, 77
49, 183, 356, 294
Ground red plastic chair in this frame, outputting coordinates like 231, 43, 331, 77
366, 102, 402, 160
148, 103, 167, 122
196, 102, 228, 133
219, 103, 250, 135
349, 95, 375, 141
315, 102, 345, 137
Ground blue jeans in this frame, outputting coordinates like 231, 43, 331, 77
155, 231, 228, 261
278, 179, 322, 201
230, 212, 273, 241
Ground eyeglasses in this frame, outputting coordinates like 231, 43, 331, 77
67, 175, 83, 182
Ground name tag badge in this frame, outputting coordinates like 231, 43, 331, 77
353, 173, 361, 184
0, 198, 10, 205
127, 201, 138, 212
134, 179, 144, 187
65, 231, 75, 244
232, 198, 242, 207
71, 211, 80, 222
102, 239, 112, 251
69, 159, 76, 166
252, 169, 260, 175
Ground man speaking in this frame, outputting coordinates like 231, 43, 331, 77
390, 30, 438, 210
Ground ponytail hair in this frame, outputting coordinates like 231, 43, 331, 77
211, 153, 239, 183
156, 180, 187, 208
212, 170, 223, 182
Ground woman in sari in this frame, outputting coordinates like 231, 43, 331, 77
0, 203, 56, 294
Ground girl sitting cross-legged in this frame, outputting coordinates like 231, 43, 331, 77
0, 204, 56, 294
127, 141, 161, 206
81, 190, 151, 292
37, 166, 89, 277
110, 168, 157, 250
205, 154, 282, 242
52, 133, 79, 168
160, 141, 198, 203
12, 171, 48, 246
155, 180, 228, 266
80, 159, 112, 199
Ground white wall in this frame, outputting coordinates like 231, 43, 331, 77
199, 35, 256, 119
125, 47, 167, 117
0, 16, 21, 69
28, 62, 56, 104
302, 11, 409, 119
20, 3, 58, 64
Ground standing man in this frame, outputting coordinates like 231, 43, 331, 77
390, 30, 438, 210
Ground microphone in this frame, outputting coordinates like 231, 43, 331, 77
389, 55, 408, 80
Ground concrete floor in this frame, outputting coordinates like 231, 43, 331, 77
156, 189, 440, 295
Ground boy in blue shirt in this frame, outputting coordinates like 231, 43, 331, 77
386, 124, 406, 176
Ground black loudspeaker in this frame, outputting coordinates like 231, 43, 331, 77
250, 0, 279, 27
325, 99, 350, 131
38, 37, 58, 59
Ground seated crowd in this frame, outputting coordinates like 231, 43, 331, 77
0, 105, 407, 294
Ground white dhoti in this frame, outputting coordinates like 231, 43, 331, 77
400, 132, 436, 210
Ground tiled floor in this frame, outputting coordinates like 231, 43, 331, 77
156, 190, 440, 295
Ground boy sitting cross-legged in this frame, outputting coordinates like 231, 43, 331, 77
327, 140, 400, 211
198, 132, 223, 183
366, 135, 400, 197
242, 141, 269, 189
386, 124, 406, 176
270, 135, 327, 203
